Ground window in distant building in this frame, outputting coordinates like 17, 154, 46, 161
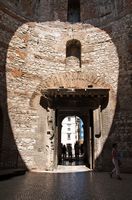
68, 117, 71, 121
67, 133, 71, 140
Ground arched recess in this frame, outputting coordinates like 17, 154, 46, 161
66, 39, 81, 68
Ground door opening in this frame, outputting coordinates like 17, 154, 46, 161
41, 88, 109, 170
57, 112, 95, 169
60, 115, 85, 166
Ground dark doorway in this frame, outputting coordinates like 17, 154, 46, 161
66, 39, 81, 67
67, 0, 80, 23
42, 88, 109, 170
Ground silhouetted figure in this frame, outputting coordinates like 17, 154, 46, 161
74, 141, 80, 161
62, 144, 67, 160
67, 144, 72, 162
80, 143, 84, 155
110, 143, 122, 180
59, 143, 63, 163
117, 151, 123, 167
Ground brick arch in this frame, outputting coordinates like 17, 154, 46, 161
30, 71, 115, 107
40, 71, 111, 90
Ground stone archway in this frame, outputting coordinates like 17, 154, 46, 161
40, 87, 109, 169
29, 71, 114, 171
0, 0, 131, 173
30, 71, 115, 107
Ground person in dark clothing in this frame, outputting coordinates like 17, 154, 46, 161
74, 141, 80, 161
67, 144, 72, 162
80, 143, 84, 155
62, 144, 67, 160
110, 143, 122, 180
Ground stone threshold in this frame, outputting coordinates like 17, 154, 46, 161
31, 165, 92, 173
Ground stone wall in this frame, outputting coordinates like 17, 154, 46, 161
0, 0, 132, 171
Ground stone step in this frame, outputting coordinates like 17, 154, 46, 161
54, 165, 92, 173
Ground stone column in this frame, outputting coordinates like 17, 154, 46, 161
93, 106, 101, 137
45, 108, 55, 171
93, 106, 103, 170
54, 125, 58, 169
83, 115, 91, 168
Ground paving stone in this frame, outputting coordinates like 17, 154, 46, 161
0, 172, 131, 200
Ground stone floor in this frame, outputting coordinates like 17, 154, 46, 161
55, 164, 90, 173
0, 169, 132, 200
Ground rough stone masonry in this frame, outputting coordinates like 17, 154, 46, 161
0, 0, 132, 172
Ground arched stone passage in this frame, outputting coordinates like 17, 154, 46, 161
40, 87, 110, 169
0, 0, 131, 173
29, 71, 116, 171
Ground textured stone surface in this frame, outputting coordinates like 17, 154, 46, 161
0, 172, 132, 200
0, 1, 132, 172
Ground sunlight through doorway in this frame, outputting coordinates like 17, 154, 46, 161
60, 116, 84, 166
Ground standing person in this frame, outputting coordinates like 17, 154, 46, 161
80, 143, 84, 155
117, 151, 123, 167
67, 144, 72, 162
60, 143, 63, 163
62, 144, 67, 160
74, 141, 80, 161
110, 143, 122, 180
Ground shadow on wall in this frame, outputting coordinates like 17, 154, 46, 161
0, 0, 132, 171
